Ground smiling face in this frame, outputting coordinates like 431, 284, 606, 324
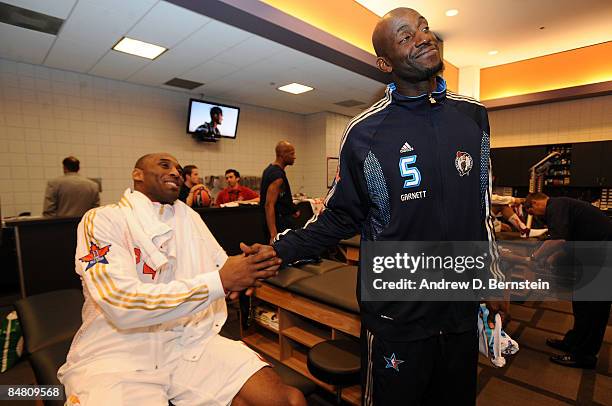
374, 8, 443, 82
133, 153, 183, 204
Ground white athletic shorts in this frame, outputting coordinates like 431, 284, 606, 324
63, 335, 269, 406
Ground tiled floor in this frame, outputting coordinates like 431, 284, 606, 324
2, 301, 611, 405
476, 302, 612, 406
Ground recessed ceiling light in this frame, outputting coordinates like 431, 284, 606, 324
488, 50, 499, 55
112, 37, 167, 60
277, 83, 314, 94
445, 9, 459, 17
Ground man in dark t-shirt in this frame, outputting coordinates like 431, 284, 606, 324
260, 141, 298, 242
526, 193, 612, 369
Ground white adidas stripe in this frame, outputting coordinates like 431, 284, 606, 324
483, 156, 504, 281
447, 92, 484, 107
447, 95, 484, 107
325, 87, 394, 206
365, 329, 374, 406
447, 94, 484, 105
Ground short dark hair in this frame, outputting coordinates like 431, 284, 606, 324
524, 192, 548, 209
210, 106, 222, 117
225, 169, 240, 178
182, 165, 198, 181
62, 156, 80, 172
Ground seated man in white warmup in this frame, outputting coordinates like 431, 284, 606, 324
58, 153, 305, 406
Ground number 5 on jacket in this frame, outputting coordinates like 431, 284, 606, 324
399, 155, 421, 188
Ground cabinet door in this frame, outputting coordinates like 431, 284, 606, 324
571, 142, 603, 187
599, 141, 612, 187
491, 148, 522, 186
520, 146, 548, 187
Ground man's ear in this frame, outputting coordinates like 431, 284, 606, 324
132, 168, 144, 182
376, 57, 392, 73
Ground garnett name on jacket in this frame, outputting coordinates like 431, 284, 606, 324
400, 190, 427, 202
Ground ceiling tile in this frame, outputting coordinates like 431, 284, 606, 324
128, 20, 251, 85
0, 23, 55, 65
127, 1, 210, 48
56, 0, 156, 46
44, 37, 107, 72
189, 20, 252, 50
212, 36, 284, 67
182, 60, 241, 84
2, 0, 77, 19
88, 51, 151, 80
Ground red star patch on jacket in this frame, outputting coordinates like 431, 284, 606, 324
134, 247, 156, 280
79, 243, 111, 271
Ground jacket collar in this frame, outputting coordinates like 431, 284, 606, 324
388, 76, 447, 105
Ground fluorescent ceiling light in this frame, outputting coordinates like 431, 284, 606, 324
445, 9, 459, 17
488, 50, 499, 55
112, 37, 166, 59
277, 83, 314, 94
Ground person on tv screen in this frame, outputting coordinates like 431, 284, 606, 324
195, 106, 223, 140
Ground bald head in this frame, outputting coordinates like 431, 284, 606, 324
274, 141, 296, 167
372, 7, 421, 57
134, 153, 155, 170
275, 141, 293, 158
132, 152, 182, 204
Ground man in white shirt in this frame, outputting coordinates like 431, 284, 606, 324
58, 153, 305, 406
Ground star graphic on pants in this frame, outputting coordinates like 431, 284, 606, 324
384, 353, 404, 371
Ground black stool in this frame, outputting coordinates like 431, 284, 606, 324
307, 339, 360, 404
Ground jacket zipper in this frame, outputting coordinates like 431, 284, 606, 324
429, 94, 449, 240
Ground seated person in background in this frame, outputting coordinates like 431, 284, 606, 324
188, 176, 213, 208
43, 156, 100, 217
179, 165, 212, 208
58, 152, 305, 406
216, 169, 260, 205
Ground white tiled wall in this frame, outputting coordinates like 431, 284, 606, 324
489, 95, 612, 148
301, 113, 327, 197
0, 58, 312, 217
325, 112, 352, 158
299, 111, 354, 198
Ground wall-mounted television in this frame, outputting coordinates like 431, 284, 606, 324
187, 99, 240, 141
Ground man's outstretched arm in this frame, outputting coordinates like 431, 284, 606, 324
273, 138, 370, 264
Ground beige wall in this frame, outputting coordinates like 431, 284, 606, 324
298, 111, 354, 198
0, 58, 316, 217
489, 94, 612, 148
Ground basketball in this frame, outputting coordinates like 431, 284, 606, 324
194, 188, 211, 207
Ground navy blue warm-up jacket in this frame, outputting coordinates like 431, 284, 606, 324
274, 77, 503, 341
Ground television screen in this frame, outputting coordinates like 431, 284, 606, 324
187, 99, 240, 140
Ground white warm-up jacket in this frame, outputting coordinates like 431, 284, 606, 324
58, 189, 228, 381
